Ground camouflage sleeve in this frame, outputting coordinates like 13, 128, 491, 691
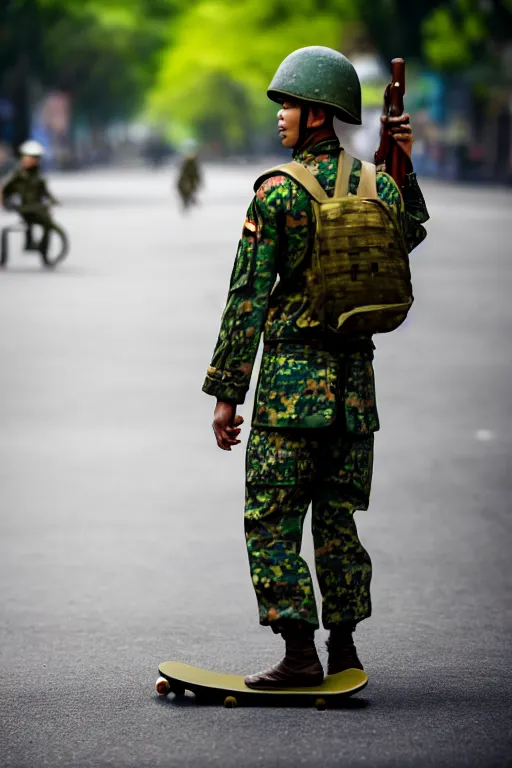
375, 170, 428, 253
202, 178, 283, 404
402, 172, 429, 251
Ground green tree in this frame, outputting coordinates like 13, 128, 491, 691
422, 0, 512, 75
148, 0, 360, 151
0, 0, 178, 148
353, 0, 443, 62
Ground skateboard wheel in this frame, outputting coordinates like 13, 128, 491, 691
315, 698, 327, 711
156, 677, 171, 696
170, 682, 186, 697
223, 696, 238, 709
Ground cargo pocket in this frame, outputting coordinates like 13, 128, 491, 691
246, 429, 313, 487
333, 435, 374, 507
252, 346, 338, 429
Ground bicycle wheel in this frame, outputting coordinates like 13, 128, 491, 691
41, 225, 69, 267
0, 228, 9, 267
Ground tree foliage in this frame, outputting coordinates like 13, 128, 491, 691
148, 0, 512, 148
423, 0, 490, 71
148, 0, 362, 148
1, 0, 510, 150
0, 0, 177, 145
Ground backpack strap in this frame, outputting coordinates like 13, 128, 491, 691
334, 150, 354, 198
255, 153, 375, 201
356, 161, 378, 198
254, 161, 328, 202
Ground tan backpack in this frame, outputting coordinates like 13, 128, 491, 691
258, 151, 413, 334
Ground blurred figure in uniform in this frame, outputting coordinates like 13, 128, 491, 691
1, 140, 65, 255
176, 139, 201, 211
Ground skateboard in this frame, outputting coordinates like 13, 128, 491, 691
156, 661, 368, 709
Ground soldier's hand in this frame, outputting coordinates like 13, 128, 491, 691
382, 112, 414, 165
212, 401, 244, 451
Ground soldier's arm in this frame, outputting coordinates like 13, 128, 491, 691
401, 172, 429, 250
376, 170, 429, 253
0, 171, 19, 208
40, 178, 59, 205
202, 182, 281, 404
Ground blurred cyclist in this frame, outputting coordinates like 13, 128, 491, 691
1, 140, 64, 255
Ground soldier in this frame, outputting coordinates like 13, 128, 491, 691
202, 46, 429, 688
176, 139, 201, 210
1, 140, 64, 256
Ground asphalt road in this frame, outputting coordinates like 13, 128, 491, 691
0, 165, 511, 768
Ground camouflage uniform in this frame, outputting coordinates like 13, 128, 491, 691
203, 137, 429, 631
1, 167, 60, 252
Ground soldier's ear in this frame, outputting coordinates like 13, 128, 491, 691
307, 106, 328, 129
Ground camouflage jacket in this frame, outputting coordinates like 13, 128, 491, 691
1, 167, 57, 210
203, 138, 429, 434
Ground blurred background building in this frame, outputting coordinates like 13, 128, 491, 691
0, 0, 511, 182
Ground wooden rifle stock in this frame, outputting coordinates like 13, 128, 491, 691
374, 58, 408, 189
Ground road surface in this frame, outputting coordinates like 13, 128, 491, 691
0, 165, 511, 767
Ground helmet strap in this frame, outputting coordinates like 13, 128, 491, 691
293, 105, 311, 155
293, 104, 337, 155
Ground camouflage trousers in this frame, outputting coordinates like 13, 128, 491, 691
244, 424, 374, 631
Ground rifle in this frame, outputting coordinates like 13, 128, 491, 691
374, 58, 408, 189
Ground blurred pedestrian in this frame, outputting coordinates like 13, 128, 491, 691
176, 139, 201, 210
203, 46, 429, 688
1, 140, 65, 256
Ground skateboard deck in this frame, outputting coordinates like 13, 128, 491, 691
156, 661, 368, 709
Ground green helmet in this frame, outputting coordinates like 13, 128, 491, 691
267, 46, 362, 126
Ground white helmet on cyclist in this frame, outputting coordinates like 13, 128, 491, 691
18, 140, 45, 157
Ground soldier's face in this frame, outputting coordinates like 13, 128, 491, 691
277, 101, 302, 148
277, 102, 328, 148
21, 156, 38, 169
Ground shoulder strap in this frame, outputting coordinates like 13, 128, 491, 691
356, 161, 378, 198
254, 161, 328, 202
334, 150, 353, 198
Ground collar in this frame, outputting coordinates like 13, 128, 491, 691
293, 137, 341, 163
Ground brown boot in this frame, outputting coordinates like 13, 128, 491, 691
326, 624, 364, 675
244, 627, 324, 690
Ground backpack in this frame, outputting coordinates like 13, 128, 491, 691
257, 151, 413, 335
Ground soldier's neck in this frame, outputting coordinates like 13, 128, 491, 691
296, 127, 338, 153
